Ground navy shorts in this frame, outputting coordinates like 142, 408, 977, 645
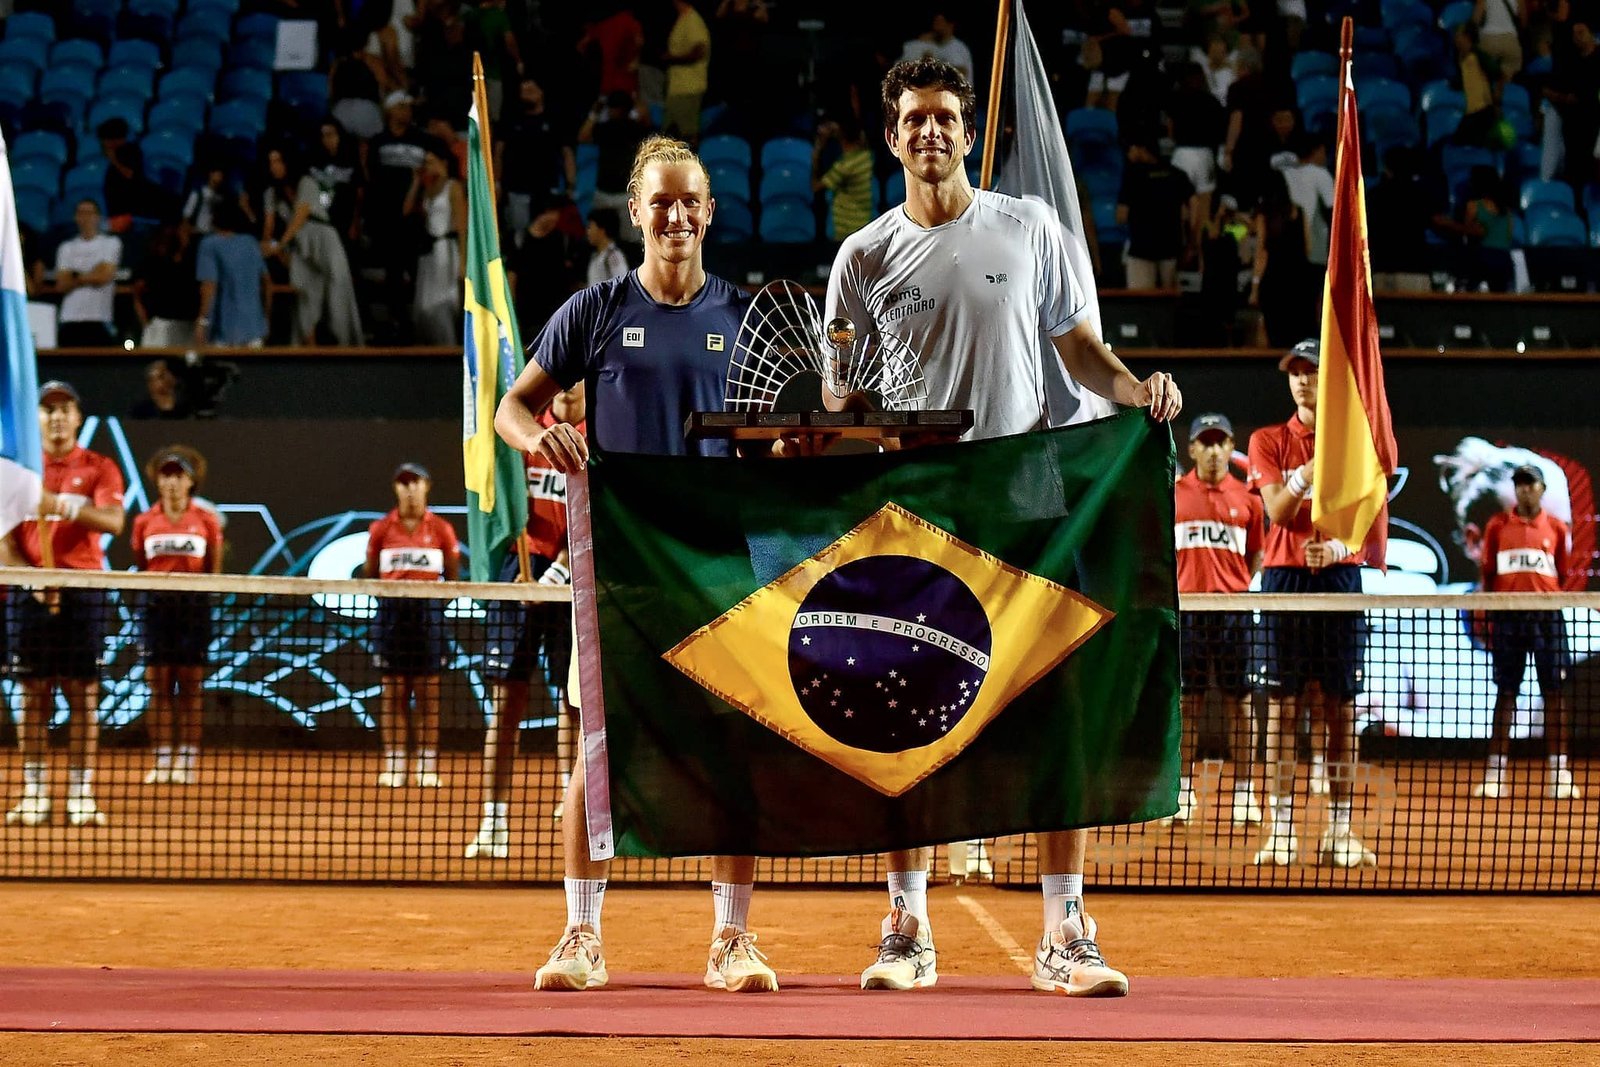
140, 591, 214, 667
1259, 565, 1366, 698
372, 598, 449, 676
1489, 610, 1571, 695
482, 553, 571, 686
6, 587, 110, 680
1180, 611, 1257, 695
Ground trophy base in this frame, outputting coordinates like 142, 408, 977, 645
685, 409, 974, 443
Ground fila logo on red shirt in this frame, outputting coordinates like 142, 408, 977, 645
1498, 548, 1556, 577
380, 547, 444, 573
145, 534, 205, 559
1175, 520, 1248, 555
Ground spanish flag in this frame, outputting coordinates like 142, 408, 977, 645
462, 55, 528, 581
1312, 21, 1398, 569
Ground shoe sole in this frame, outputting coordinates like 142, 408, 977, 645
6, 813, 50, 826
706, 972, 779, 993
535, 967, 608, 991
1031, 975, 1130, 997
861, 969, 938, 990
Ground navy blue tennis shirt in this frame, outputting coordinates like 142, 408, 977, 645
530, 270, 748, 458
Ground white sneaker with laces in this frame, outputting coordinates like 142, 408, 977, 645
705, 928, 779, 992
860, 907, 937, 990
413, 771, 441, 788
144, 767, 171, 785
66, 794, 107, 827
1231, 786, 1263, 825
1318, 826, 1378, 868
1549, 768, 1581, 801
1031, 902, 1128, 997
1252, 826, 1297, 866
6, 793, 51, 826
464, 815, 510, 859
1472, 773, 1505, 799
534, 926, 608, 991
375, 771, 405, 788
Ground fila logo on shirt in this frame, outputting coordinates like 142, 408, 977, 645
623, 326, 645, 348
380, 547, 444, 574
1498, 548, 1557, 577
145, 534, 205, 559
528, 467, 566, 503
1175, 520, 1248, 555
706, 333, 724, 352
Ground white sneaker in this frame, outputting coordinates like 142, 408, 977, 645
534, 925, 608, 991
1031, 902, 1128, 997
860, 907, 937, 990
6, 794, 51, 826
66, 795, 108, 827
464, 815, 510, 859
1549, 768, 1581, 801
144, 767, 171, 785
1231, 787, 1263, 825
1309, 759, 1330, 796
412, 771, 441, 788
705, 928, 779, 992
1252, 827, 1297, 866
375, 771, 405, 788
1318, 826, 1378, 868
1472, 774, 1506, 799
169, 767, 193, 785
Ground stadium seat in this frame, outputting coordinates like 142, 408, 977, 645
1353, 52, 1402, 83
62, 162, 106, 207
700, 134, 753, 170
171, 39, 225, 77
1501, 84, 1533, 140
1381, 0, 1432, 30
1356, 78, 1411, 115
143, 126, 195, 165
73, 0, 120, 43
1418, 80, 1462, 113
1438, 0, 1474, 30
1368, 110, 1420, 153
1507, 140, 1543, 181
1425, 103, 1464, 147
1290, 52, 1338, 81
758, 199, 816, 243
709, 197, 753, 243
1441, 144, 1497, 176
758, 164, 811, 205
1296, 75, 1338, 117
707, 162, 752, 204
100, 66, 157, 100
176, 9, 233, 49
237, 12, 279, 43
12, 130, 70, 170
1525, 205, 1586, 247
209, 98, 267, 141
1510, 214, 1526, 248
144, 150, 190, 194
125, 0, 181, 39
0, 63, 34, 106
0, 38, 46, 79
883, 169, 905, 207
148, 96, 208, 138
220, 68, 274, 107
159, 68, 216, 103
11, 159, 62, 198
1520, 178, 1575, 212
1399, 40, 1454, 87
1065, 107, 1117, 148
228, 38, 277, 72
13, 187, 52, 230
39, 67, 96, 126
51, 39, 106, 72
4, 11, 55, 44
1583, 183, 1600, 220
107, 40, 163, 76
759, 136, 811, 172
87, 94, 147, 137
277, 71, 329, 117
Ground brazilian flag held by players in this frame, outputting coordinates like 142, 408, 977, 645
584, 410, 1181, 858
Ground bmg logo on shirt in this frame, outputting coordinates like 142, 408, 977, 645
623, 327, 645, 348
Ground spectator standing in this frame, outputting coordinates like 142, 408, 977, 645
2, 381, 126, 828
55, 200, 122, 348
1169, 63, 1227, 253
195, 202, 271, 348
309, 119, 368, 253
509, 192, 585, 338
1280, 134, 1333, 268
1453, 22, 1503, 147
131, 359, 190, 419
262, 148, 366, 345
585, 208, 629, 285
1475, 0, 1524, 88
1546, 18, 1600, 186
581, 5, 646, 99
1117, 137, 1193, 289
330, 38, 386, 139
366, 0, 418, 94
812, 119, 875, 240
1219, 49, 1272, 203
414, 3, 474, 124
663, 0, 712, 139
581, 91, 653, 244
99, 118, 169, 226
134, 225, 200, 348
499, 78, 578, 244
1249, 171, 1314, 348
369, 92, 431, 340
1474, 464, 1580, 802
405, 143, 466, 345
1367, 147, 1449, 293
467, 0, 524, 121
180, 167, 232, 236
712, 0, 773, 136
132, 446, 223, 786
900, 12, 975, 84
1458, 165, 1514, 292
1197, 34, 1237, 105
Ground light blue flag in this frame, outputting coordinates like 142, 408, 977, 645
0, 130, 40, 474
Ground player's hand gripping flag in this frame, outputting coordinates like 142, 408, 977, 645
1312, 21, 1398, 569
0, 129, 44, 540
462, 54, 529, 581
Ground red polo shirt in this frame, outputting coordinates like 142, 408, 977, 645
366, 511, 459, 582
1246, 415, 1365, 569
132, 503, 223, 574
1480, 507, 1569, 593
15, 445, 125, 570
1174, 469, 1263, 593
522, 412, 586, 561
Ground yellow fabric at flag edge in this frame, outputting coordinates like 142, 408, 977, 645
463, 272, 507, 513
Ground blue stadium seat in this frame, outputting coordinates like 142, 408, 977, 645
1418, 80, 1462, 112
700, 134, 752, 170
108, 39, 163, 74
1501, 83, 1533, 140
1356, 78, 1411, 115
1525, 205, 1586, 247
1425, 103, 1463, 146
1583, 183, 1600, 220
12, 130, 70, 170
1352, 52, 1401, 83
228, 37, 277, 72
73, 0, 119, 42
236, 12, 279, 44
11, 159, 61, 198
277, 71, 329, 117
1441, 144, 1497, 176
1296, 75, 1338, 117
171, 39, 224, 77
126, 0, 182, 36
208, 98, 266, 142
0, 64, 34, 107
4, 12, 55, 44
1368, 110, 1420, 153
143, 136, 192, 194
189, 0, 242, 14
1065, 107, 1117, 148
176, 9, 233, 49
0, 38, 46, 78
39, 66, 96, 124
1399, 40, 1454, 87
142, 126, 194, 165
707, 162, 751, 204
159, 68, 215, 102
219, 67, 273, 106
1289, 52, 1338, 81
1507, 140, 1543, 181
62, 162, 106, 206
86, 94, 147, 137
67, 154, 107, 184
1520, 178, 1575, 212
13, 187, 52, 230
100, 66, 157, 100
709, 197, 752, 243
1381, 0, 1432, 30
759, 136, 811, 172
1438, 0, 1474, 30
51, 39, 105, 72
147, 97, 208, 138
758, 199, 816, 243
883, 169, 905, 207
758, 164, 811, 205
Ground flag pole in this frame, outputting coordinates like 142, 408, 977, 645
979, 0, 1012, 190
470, 51, 531, 583
1338, 17, 1353, 121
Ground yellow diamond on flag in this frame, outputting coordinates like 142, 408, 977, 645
663, 503, 1112, 797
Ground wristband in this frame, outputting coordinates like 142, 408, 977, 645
57, 497, 83, 522
1323, 539, 1351, 564
1287, 470, 1309, 496
539, 560, 572, 586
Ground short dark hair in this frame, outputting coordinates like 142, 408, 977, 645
588, 207, 621, 242
880, 57, 977, 139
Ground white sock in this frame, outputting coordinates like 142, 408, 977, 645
1041, 872, 1084, 932
384, 749, 407, 776
711, 881, 753, 935
486, 800, 509, 821
23, 762, 46, 794
176, 746, 198, 772
887, 869, 929, 923
67, 767, 93, 799
417, 749, 438, 775
564, 877, 605, 935
1487, 753, 1507, 777
1269, 794, 1294, 835
153, 746, 173, 769
1549, 753, 1568, 773
1330, 799, 1353, 833
1179, 774, 1192, 795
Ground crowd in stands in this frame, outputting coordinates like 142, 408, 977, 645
5, 0, 1600, 361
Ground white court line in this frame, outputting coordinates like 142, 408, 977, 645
955, 894, 1032, 974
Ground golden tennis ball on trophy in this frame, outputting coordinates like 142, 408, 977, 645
825, 317, 856, 349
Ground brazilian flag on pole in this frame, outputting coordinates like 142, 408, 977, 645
462, 53, 527, 581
